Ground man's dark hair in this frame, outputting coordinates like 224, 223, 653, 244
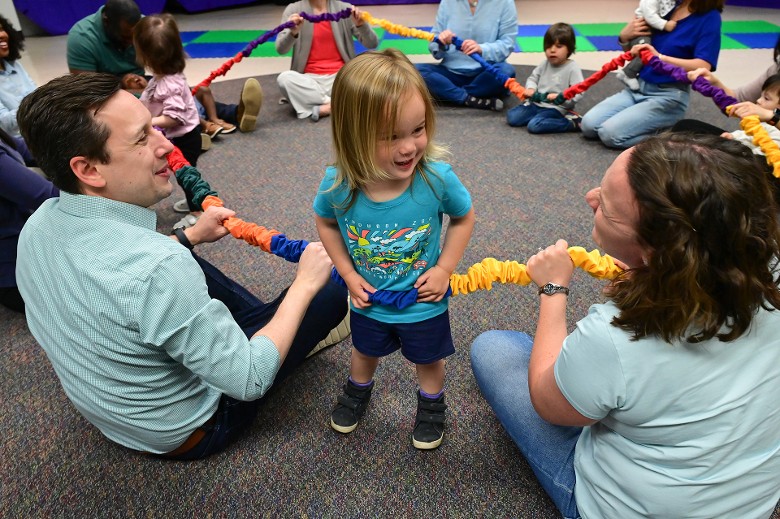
103, 0, 142, 27
0, 14, 25, 62
17, 73, 122, 194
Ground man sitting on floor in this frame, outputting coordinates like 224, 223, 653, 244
66, 0, 263, 135
16, 73, 347, 460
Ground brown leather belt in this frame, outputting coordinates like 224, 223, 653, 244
164, 416, 216, 457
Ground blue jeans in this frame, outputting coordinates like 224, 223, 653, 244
416, 62, 516, 104
507, 103, 573, 134
470, 330, 581, 519
580, 80, 690, 148
166, 253, 348, 460
194, 97, 239, 124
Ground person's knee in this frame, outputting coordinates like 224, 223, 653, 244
277, 70, 295, 88
498, 61, 516, 78
506, 108, 525, 127
596, 124, 633, 149
580, 113, 599, 138
415, 64, 436, 78
470, 330, 503, 362
527, 119, 546, 134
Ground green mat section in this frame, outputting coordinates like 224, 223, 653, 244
573, 23, 626, 36
721, 20, 780, 33
191, 29, 268, 43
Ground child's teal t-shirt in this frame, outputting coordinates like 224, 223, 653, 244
313, 161, 472, 324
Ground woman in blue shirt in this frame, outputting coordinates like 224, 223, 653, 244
580, 0, 723, 148
0, 128, 58, 312
0, 14, 35, 138
415, 0, 517, 111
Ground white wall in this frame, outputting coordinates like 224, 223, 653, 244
0, 0, 21, 28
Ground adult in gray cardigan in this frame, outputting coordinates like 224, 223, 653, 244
275, 0, 378, 121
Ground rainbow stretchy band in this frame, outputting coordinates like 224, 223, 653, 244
168, 147, 309, 261
331, 248, 622, 310
191, 9, 354, 95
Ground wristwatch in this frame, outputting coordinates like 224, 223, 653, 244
538, 282, 569, 296
770, 108, 780, 127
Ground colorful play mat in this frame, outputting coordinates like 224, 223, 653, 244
180, 20, 779, 59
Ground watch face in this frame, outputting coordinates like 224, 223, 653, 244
540, 283, 568, 296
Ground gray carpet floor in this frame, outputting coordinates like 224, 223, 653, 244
4, 65, 776, 517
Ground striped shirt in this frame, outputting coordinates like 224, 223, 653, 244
17, 192, 280, 453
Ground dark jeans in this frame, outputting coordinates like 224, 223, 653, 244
506, 104, 573, 134
215, 102, 239, 125
166, 253, 348, 460
195, 98, 239, 125
416, 62, 516, 104
0, 285, 24, 313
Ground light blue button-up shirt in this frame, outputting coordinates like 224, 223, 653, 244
0, 59, 36, 137
17, 192, 281, 453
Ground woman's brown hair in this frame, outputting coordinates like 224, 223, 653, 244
608, 133, 780, 343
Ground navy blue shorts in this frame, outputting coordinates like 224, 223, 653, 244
350, 309, 455, 364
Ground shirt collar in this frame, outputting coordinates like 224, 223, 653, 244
58, 191, 158, 231
0, 60, 18, 76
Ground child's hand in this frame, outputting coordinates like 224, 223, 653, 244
687, 68, 713, 83
720, 132, 734, 140
351, 7, 364, 26
664, 19, 677, 32
343, 271, 375, 309
414, 265, 452, 303
546, 92, 559, 102
522, 88, 535, 100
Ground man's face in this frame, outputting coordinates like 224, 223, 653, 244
104, 15, 136, 49
89, 90, 175, 207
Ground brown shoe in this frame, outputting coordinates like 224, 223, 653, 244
237, 78, 263, 132
215, 119, 236, 134
201, 120, 223, 138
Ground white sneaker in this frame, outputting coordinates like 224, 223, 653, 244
308, 312, 351, 357
616, 69, 640, 91
173, 199, 190, 213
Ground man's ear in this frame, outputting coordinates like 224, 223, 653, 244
70, 156, 107, 190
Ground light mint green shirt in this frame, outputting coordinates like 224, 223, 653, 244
556, 301, 780, 518
16, 193, 281, 453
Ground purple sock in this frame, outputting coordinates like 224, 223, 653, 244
419, 388, 444, 400
349, 376, 373, 388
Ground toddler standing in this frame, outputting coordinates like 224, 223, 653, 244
506, 23, 584, 134
314, 49, 475, 450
